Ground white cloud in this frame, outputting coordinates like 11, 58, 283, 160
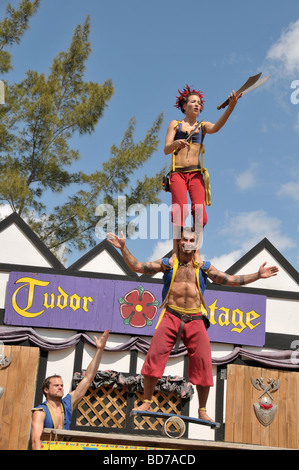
209, 249, 243, 272
277, 166, 299, 203
220, 210, 295, 253
205, 210, 296, 272
263, 19, 299, 132
148, 239, 172, 260
148, 210, 295, 271
277, 177, 299, 203
0, 204, 13, 219
266, 19, 299, 76
235, 162, 259, 190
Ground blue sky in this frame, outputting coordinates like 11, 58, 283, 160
2, 0, 299, 271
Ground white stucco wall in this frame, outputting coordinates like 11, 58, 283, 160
0, 217, 298, 441
0, 224, 53, 268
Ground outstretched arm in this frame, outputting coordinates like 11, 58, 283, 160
71, 330, 109, 407
207, 262, 279, 286
203, 91, 242, 134
107, 232, 164, 274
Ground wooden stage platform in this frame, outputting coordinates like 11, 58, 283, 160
41, 428, 289, 451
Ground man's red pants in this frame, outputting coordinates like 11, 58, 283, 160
141, 311, 214, 387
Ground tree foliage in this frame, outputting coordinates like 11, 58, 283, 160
0, 0, 40, 74
0, 2, 164, 259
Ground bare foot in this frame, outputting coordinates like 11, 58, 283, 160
198, 408, 214, 422
133, 401, 152, 412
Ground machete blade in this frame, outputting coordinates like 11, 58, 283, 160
217, 72, 262, 110
242, 74, 271, 96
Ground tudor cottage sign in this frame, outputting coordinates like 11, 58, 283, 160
4, 271, 266, 347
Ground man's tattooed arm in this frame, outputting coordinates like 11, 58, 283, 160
207, 265, 260, 287
106, 232, 163, 274
121, 246, 163, 274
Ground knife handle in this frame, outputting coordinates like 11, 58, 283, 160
217, 99, 229, 110
217, 92, 243, 110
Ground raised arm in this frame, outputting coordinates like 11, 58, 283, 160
207, 262, 279, 287
107, 232, 164, 274
71, 330, 109, 407
203, 91, 242, 135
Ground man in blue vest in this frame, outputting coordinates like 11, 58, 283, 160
107, 228, 278, 422
31, 330, 109, 450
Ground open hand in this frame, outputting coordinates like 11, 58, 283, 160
258, 262, 279, 279
94, 330, 109, 351
106, 231, 125, 250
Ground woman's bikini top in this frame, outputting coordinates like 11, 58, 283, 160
174, 121, 204, 144
169, 120, 211, 206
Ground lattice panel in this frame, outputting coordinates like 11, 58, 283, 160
77, 386, 127, 429
133, 391, 182, 432
76, 385, 183, 434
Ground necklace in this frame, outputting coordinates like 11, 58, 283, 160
178, 261, 192, 267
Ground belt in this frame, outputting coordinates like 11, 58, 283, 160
166, 306, 204, 353
169, 164, 201, 174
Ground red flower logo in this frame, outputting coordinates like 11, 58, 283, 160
118, 285, 159, 328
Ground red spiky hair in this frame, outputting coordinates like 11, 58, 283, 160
175, 84, 205, 113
